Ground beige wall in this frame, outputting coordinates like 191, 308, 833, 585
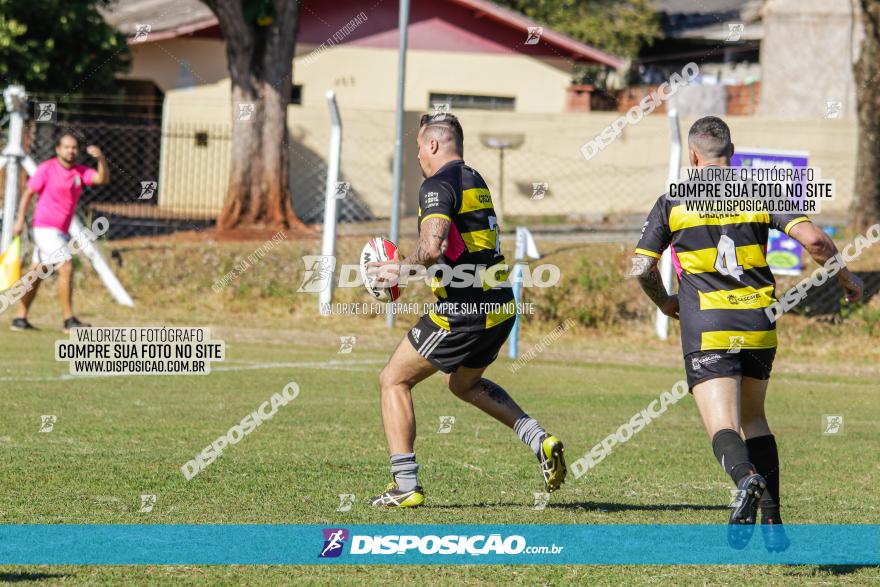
121, 39, 229, 91
159, 84, 858, 222
295, 45, 573, 113
760, 0, 861, 118
124, 38, 573, 113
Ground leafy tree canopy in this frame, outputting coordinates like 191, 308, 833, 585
0, 0, 130, 97
495, 0, 661, 60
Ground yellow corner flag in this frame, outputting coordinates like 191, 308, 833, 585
0, 236, 21, 291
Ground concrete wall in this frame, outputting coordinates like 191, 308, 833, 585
159, 83, 858, 223
123, 39, 573, 114
120, 39, 229, 91
296, 46, 573, 113
760, 0, 862, 118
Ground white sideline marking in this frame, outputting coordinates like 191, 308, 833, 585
0, 359, 384, 382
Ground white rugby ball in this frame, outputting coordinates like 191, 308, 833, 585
360, 237, 400, 302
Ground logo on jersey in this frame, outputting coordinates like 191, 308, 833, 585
726, 292, 761, 306
423, 191, 440, 209
319, 528, 349, 558
410, 327, 420, 343
691, 354, 722, 370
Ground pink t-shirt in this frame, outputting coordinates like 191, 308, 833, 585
27, 158, 96, 233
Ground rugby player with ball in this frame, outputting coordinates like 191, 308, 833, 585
364, 113, 566, 507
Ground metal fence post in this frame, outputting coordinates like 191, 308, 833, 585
387, 0, 410, 328
1, 86, 27, 252
655, 108, 681, 341
320, 90, 343, 316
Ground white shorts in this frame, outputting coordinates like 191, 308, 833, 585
31, 227, 73, 265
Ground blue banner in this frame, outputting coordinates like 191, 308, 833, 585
0, 524, 877, 565
732, 148, 809, 276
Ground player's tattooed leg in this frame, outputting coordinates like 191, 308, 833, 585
473, 378, 515, 407
454, 378, 528, 429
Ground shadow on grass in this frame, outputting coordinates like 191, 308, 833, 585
0, 573, 69, 583
554, 501, 728, 512
430, 501, 727, 512
811, 565, 880, 575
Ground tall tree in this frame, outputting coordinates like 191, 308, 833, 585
202, 0, 305, 231
0, 0, 129, 98
853, 0, 880, 230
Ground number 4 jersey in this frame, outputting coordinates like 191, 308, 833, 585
417, 159, 515, 333
635, 192, 810, 355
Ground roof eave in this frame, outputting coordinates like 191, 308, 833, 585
127, 17, 219, 44
455, 0, 625, 68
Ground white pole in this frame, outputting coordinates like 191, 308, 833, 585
1, 85, 27, 253
387, 0, 410, 329
319, 90, 342, 316
69, 215, 134, 307
655, 108, 681, 340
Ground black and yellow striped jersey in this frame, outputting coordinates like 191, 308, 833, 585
417, 159, 515, 332
635, 192, 810, 355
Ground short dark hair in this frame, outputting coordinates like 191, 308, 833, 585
688, 116, 733, 159
55, 130, 80, 148
419, 112, 464, 156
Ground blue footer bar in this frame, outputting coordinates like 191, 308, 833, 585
0, 524, 877, 565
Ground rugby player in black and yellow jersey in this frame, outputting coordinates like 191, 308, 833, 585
364, 113, 566, 507
632, 117, 863, 540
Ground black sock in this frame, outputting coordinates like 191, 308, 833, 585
747, 434, 782, 523
712, 429, 754, 484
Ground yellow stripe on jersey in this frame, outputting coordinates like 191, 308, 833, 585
698, 285, 776, 311
701, 329, 777, 351
478, 264, 510, 291
676, 244, 768, 274
634, 247, 662, 259
459, 188, 494, 214
783, 216, 810, 235
461, 228, 496, 252
430, 275, 447, 299
429, 312, 450, 331
668, 208, 770, 232
485, 301, 516, 329
421, 213, 451, 223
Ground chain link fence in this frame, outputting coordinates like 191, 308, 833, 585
0, 95, 863, 242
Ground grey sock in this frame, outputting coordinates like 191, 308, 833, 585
514, 415, 546, 457
390, 453, 419, 491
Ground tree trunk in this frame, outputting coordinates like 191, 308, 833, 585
205, 0, 307, 232
853, 0, 880, 231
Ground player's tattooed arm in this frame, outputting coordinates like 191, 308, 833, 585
403, 216, 450, 267
631, 254, 679, 319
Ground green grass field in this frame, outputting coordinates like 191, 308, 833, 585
0, 319, 877, 585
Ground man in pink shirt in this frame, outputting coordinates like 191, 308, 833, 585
11, 131, 109, 331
